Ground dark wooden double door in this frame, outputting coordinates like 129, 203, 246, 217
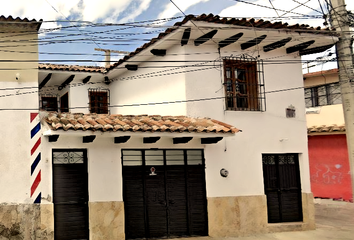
52, 149, 89, 240
122, 149, 208, 239
262, 154, 303, 223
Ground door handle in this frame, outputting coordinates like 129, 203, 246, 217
169, 200, 175, 205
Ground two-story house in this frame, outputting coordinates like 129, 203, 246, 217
304, 68, 352, 202
0, 14, 339, 239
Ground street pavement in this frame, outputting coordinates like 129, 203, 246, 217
174, 199, 354, 240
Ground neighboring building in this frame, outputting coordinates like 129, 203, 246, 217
0, 14, 339, 239
304, 69, 353, 202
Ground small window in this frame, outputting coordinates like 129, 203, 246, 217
305, 82, 342, 108
89, 89, 109, 114
223, 56, 265, 111
41, 96, 58, 111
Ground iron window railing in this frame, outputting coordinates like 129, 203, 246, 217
223, 55, 265, 111
88, 88, 110, 114
305, 82, 342, 108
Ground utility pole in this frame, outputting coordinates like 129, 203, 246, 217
94, 48, 130, 68
330, 0, 354, 201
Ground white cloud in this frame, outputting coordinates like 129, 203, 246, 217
218, 0, 326, 28
158, 0, 211, 19
119, 0, 153, 23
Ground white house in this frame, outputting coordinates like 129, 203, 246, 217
0, 14, 338, 240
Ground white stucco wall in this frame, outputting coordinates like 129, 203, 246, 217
109, 45, 187, 116
41, 135, 207, 203
0, 30, 39, 203
181, 44, 311, 196
39, 26, 317, 202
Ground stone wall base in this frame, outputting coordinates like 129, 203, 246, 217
207, 193, 315, 238
89, 201, 125, 240
0, 203, 43, 240
1, 194, 314, 240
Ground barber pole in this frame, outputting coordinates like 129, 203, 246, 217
30, 113, 41, 203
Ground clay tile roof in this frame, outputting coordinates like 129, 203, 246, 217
307, 124, 346, 134
43, 112, 240, 134
38, 63, 106, 73
0, 15, 42, 31
303, 68, 338, 78
107, 13, 337, 72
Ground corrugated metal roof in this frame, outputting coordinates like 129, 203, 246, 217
0, 15, 42, 31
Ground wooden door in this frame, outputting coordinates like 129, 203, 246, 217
53, 149, 89, 240
122, 149, 208, 239
262, 154, 303, 223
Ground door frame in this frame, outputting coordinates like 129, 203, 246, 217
262, 153, 303, 223
52, 148, 89, 239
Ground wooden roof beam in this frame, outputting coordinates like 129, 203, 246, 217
286, 40, 315, 54
218, 33, 244, 48
241, 35, 267, 50
263, 37, 292, 52
39, 73, 52, 90
82, 76, 91, 84
181, 28, 191, 46
58, 75, 75, 90
194, 30, 218, 46
299, 44, 334, 56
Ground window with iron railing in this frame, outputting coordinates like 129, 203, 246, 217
89, 89, 109, 114
305, 82, 342, 108
223, 56, 265, 111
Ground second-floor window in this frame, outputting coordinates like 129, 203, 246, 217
305, 82, 342, 108
224, 57, 264, 111
41, 96, 58, 111
89, 89, 109, 114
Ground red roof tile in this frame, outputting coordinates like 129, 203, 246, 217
308, 124, 345, 134
38, 63, 106, 73
107, 13, 337, 71
43, 112, 240, 134
303, 68, 338, 78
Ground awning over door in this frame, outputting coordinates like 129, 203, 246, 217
41, 112, 240, 144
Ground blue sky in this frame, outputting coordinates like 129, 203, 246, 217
2, 0, 354, 71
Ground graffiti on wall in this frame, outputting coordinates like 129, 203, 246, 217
311, 164, 345, 185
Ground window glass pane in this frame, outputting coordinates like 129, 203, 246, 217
317, 86, 326, 96
226, 67, 231, 78
328, 83, 340, 94
122, 150, 142, 166
304, 88, 312, 98
145, 150, 164, 165
187, 150, 203, 165
330, 93, 342, 105
318, 95, 327, 106
227, 80, 232, 92
166, 150, 185, 165
236, 69, 246, 81
305, 98, 313, 108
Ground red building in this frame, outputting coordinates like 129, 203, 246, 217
305, 69, 353, 202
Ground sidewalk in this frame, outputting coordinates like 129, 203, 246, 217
174, 199, 354, 240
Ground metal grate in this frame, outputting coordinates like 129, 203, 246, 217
305, 82, 342, 108
223, 55, 265, 111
